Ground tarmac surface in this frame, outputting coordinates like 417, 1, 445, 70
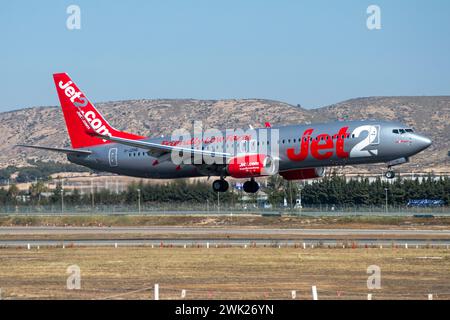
0, 226, 449, 247
0, 226, 449, 235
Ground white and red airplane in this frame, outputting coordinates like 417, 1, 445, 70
18, 73, 432, 193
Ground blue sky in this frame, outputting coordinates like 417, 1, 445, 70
1, 0, 450, 111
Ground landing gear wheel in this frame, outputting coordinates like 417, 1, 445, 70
385, 170, 395, 179
212, 179, 229, 192
243, 179, 259, 193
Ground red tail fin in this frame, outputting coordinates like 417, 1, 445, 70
53, 73, 143, 148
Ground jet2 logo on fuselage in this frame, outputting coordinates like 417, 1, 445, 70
287, 125, 380, 162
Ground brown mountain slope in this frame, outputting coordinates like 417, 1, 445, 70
1, 97, 449, 171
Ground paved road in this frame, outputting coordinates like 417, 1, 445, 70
0, 226, 449, 236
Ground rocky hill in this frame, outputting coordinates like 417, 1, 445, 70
1, 97, 449, 172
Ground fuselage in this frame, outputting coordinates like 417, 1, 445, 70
68, 120, 432, 179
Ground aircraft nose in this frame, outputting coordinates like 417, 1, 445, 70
414, 134, 432, 151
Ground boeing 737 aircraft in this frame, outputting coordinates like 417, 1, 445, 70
18, 73, 432, 193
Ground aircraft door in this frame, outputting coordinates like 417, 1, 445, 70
109, 148, 118, 167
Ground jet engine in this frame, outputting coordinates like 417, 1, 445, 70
279, 167, 325, 180
227, 154, 276, 178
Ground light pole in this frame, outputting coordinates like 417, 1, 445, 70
137, 188, 141, 214
384, 188, 388, 214
298, 184, 303, 213
61, 188, 64, 214
91, 178, 95, 209
217, 191, 220, 213
288, 181, 293, 210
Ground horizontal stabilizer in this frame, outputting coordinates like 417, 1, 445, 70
16, 144, 92, 155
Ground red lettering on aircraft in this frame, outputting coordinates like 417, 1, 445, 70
311, 134, 333, 160
287, 128, 313, 161
287, 127, 350, 161
335, 127, 350, 158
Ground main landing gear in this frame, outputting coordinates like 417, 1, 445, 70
243, 178, 259, 194
212, 178, 229, 192
211, 177, 259, 193
384, 169, 396, 179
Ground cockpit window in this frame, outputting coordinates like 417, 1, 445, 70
393, 128, 414, 134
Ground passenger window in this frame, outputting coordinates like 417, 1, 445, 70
405, 129, 414, 133
399, 129, 406, 134
393, 129, 399, 134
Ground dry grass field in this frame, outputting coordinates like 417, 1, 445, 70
1, 215, 450, 229
0, 246, 449, 300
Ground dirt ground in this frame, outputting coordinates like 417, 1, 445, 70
1, 215, 450, 229
0, 246, 449, 300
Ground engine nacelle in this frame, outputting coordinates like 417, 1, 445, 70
279, 167, 325, 180
227, 154, 276, 178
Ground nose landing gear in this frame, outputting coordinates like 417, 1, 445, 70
212, 178, 229, 192
384, 169, 396, 179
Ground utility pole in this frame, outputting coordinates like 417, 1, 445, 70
137, 188, 141, 214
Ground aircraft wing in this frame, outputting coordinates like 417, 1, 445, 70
16, 144, 92, 155
95, 134, 232, 159
78, 110, 232, 159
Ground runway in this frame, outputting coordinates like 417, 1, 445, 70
0, 226, 449, 247
0, 238, 450, 247
1, 226, 449, 236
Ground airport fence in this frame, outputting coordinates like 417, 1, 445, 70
0, 203, 449, 216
